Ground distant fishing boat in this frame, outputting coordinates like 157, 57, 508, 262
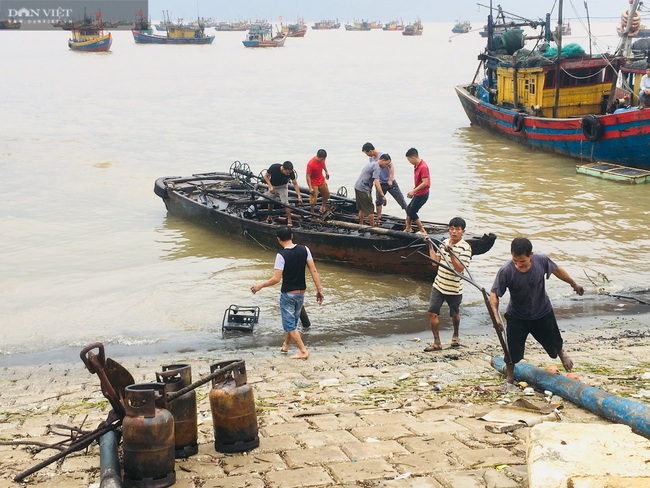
311, 19, 340, 30
452, 20, 471, 33
455, 1, 650, 170
132, 14, 214, 44
214, 21, 250, 31
402, 19, 423, 36
132, 9, 152, 35
68, 12, 112, 52
282, 18, 307, 37
478, 5, 523, 37
0, 18, 21, 29
242, 25, 286, 47
345, 21, 371, 31
382, 20, 405, 31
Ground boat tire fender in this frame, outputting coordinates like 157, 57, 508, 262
154, 177, 172, 200
581, 114, 604, 142
512, 113, 525, 132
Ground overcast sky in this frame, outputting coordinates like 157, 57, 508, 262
149, 0, 630, 23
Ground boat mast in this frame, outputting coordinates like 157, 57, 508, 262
621, 0, 641, 58
553, 0, 564, 118
583, 1, 592, 57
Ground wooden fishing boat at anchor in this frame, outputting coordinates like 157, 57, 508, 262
153, 162, 497, 281
68, 12, 112, 52
456, 0, 650, 169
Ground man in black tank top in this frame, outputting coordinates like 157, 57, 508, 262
251, 226, 324, 359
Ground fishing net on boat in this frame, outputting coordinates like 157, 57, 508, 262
541, 42, 585, 58
496, 49, 555, 68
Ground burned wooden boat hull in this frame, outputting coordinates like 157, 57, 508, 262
154, 167, 496, 281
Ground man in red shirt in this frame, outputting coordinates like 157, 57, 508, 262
404, 147, 430, 234
305, 149, 331, 214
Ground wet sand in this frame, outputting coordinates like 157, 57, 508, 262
1, 311, 650, 487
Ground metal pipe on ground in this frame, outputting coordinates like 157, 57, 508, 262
492, 356, 650, 438
99, 430, 121, 488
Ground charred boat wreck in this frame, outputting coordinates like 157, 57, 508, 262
154, 162, 496, 281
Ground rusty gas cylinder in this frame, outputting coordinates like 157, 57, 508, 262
156, 363, 198, 458
122, 382, 175, 488
209, 360, 259, 453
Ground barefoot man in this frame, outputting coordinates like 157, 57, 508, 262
489, 237, 584, 383
251, 226, 324, 359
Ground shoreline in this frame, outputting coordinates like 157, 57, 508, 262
2, 312, 650, 486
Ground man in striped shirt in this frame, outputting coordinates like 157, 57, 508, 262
424, 217, 472, 352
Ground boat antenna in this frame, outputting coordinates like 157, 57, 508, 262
583, 1, 592, 56
553, 0, 564, 118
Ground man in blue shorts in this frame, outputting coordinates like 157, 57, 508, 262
489, 237, 584, 383
251, 226, 324, 359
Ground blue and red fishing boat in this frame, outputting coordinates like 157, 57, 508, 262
455, 0, 650, 170
68, 12, 111, 52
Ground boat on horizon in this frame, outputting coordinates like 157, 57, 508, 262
132, 16, 214, 44
403, 19, 423, 36
382, 20, 405, 31
345, 21, 371, 31
455, 0, 650, 170
68, 12, 112, 52
153, 164, 497, 281
282, 19, 307, 38
214, 21, 250, 31
311, 19, 340, 30
242, 25, 286, 47
0, 18, 21, 29
452, 20, 471, 34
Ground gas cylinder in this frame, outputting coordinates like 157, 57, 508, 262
209, 360, 259, 453
122, 383, 175, 488
156, 363, 198, 458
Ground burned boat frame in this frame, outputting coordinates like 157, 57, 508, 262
154, 162, 496, 281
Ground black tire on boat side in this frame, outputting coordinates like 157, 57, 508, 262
154, 177, 175, 200
581, 114, 604, 142
512, 112, 525, 132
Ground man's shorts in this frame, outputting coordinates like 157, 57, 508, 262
505, 310, 563, 364
355, 189, 374, 214
280, 292, 305, 332
427, 287, 462, 317
266, 184, 289, 204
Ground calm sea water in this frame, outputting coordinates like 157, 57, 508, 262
1, 22, 649, 365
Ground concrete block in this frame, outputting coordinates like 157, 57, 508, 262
350, 424, 415, 441
308, 413, 369, 431
221, 452, 286, 475
342, 440, 409, 460
528, 423, 650, 488
284, 445, 349, 468
266, 466, 335, 487
328, 459, 398, 483
377, 477, 444, 487
454, 447, 523, 469
255, 434, 300, 453
297, 429, 360, 448
390, 451, 455, 475
204, 474, 266, 487
261, 418, 311, 437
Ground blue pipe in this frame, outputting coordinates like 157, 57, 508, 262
99, 430, 122, 488
492, 356, 650, 438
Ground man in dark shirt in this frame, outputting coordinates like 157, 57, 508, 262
489, 237, 584, 383
263, 161, 303, 226
251, 226, 324, 359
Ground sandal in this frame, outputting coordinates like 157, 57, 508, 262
451, 338, 460, 348
424, 344, 442, 352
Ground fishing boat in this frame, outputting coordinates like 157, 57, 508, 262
478, 5, 523, 37
402, 19, 423, 36
452, 20, 471, 34
242, 25, 286, 47
132, 19, 214, 44
562, 20, 571, 36
311, 19, 340, 30
345, 21, 371, 31
132, 9, 152, 34
282, 19, 307, 38
455, 0, 650, 169
382, 20, 405, 31
153, 163, 497, 281
214, 21, 250, 31
68, 13, 112, 52
0, 18, 21, 29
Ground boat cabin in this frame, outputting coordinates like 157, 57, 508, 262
496, 56, 619, 117
167, 25, 204, 39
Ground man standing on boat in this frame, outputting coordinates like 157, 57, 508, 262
489, 237, 584, 384
354, 153, 390, 226
251, 226, 324, 360
362, 142, 408, 223
306, 149, 330, 214
639, 65, 650, 107
404, 148, 430, 234
263, 161, 302, 226
424, 217, 472, 352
